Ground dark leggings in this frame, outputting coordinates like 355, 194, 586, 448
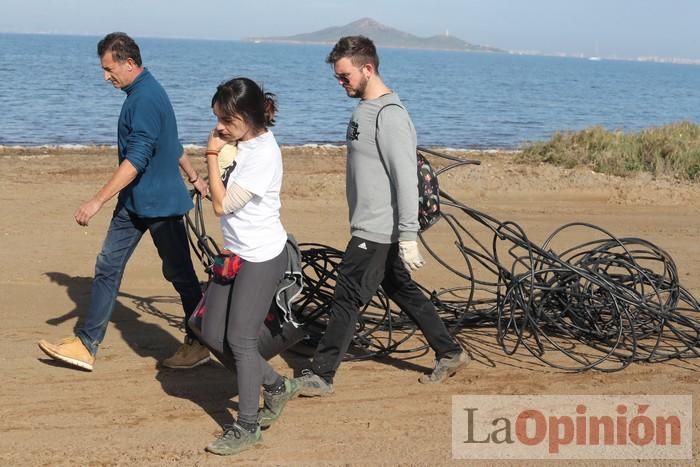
203, 248, 288, 426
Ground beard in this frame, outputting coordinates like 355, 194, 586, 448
346, 75, 369, 98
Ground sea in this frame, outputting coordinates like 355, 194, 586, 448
1, 33, 699, 149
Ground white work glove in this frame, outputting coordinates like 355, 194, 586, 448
398, 240, 425, 272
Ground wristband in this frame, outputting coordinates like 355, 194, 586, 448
205, 150, 219, 156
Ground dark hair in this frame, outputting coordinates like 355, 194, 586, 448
97, 32, 142, 67
211, 77, 277, 129
325, 35, 379, 72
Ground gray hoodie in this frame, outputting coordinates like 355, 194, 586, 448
345, 92, 419, 243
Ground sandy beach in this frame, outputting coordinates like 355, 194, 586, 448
1, 145, 700, 466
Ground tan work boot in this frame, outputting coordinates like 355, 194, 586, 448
162, 336, 210, 369
38, 336, 95, 371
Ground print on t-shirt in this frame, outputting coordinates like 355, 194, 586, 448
347, 120, 360, 141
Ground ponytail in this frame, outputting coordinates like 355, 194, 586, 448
263, 92, 277, 127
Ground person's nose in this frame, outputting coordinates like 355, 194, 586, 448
103, 71, 110, 81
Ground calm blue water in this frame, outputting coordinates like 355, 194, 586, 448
1, 33, 699, 149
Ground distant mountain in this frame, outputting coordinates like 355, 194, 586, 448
245, 18, 504, 53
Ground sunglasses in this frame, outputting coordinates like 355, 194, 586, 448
333, 73, 352, 84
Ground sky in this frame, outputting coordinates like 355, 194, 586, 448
1, 0, 698, 59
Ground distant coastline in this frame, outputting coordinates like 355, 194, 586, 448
245, 17, 505, 54
247, 36, 700, 65
245, 38, 501, 54
504, 49, 700, 66
243, 17, 699, 65
1, 30, 696, 65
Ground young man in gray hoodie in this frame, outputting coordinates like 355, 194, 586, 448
294, 35, 468, 396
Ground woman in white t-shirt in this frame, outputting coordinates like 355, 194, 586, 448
201, 77, 298, 456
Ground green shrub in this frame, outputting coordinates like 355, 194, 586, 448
516, 122, 700, 180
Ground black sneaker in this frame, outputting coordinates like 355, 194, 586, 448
258, 378, 300, 428
419, 351, 469, 384
205, 421, 261, 456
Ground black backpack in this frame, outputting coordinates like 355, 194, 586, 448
375, 104, 441, 232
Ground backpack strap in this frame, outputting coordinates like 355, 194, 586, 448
374, 103, 406, 175
375, 103, 441, 232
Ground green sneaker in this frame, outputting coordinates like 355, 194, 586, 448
258, 378, 300, 428
205, 422, 261, 456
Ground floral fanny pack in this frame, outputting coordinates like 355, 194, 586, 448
211, 252, 243, 284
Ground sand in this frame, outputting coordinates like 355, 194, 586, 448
1, 145, 700, 466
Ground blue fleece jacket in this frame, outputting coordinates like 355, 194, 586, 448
117, 68, 192, 217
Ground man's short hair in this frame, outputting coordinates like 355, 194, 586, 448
326, 35, 379, 72
97, 32, 142, 67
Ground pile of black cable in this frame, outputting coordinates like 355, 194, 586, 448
291, 148, 700, 371
185, 148, 700, 371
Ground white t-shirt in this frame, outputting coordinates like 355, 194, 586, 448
220, 130, 287, 262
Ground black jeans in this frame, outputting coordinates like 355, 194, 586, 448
311, 236, 461, 382
77, 205, 202, 354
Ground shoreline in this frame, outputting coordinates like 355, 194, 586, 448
0, 144, 520, 157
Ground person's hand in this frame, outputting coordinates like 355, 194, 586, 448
74, 198, 103, 226
398, 240, 425, 272
192, 177, 209, 197
206, 128, 227, 154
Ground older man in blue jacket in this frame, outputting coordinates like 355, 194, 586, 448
39, 32, 209, 371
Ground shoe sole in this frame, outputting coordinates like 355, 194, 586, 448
298, 388, 334, 397
205, 444, 254, 456
161, 356, 211, 369
37, 342, 94, 371
205, 438, 260, 456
